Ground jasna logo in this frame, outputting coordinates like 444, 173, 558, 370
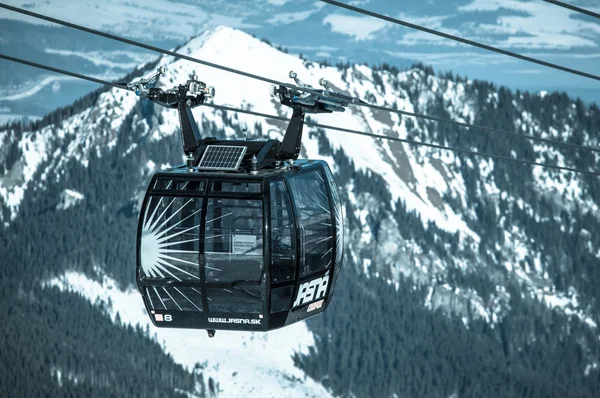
293, 272, 329, 308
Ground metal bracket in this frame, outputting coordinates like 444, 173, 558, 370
126, 68, 215, 159
177, 101, 203, 153
277, 106, 305, 161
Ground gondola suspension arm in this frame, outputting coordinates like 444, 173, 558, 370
271, 71, 352, 161
120, 67, 216, 159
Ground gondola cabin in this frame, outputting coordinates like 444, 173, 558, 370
137, 154, 343, 335
130, 69, 346, 336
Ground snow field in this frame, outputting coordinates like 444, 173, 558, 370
45, 271, 334, 398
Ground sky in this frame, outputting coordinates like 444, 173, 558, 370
0, 0, 599, 105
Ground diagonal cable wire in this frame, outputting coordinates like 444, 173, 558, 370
359, 101, 600, 154
204, 103, 600, 177
1, 3, 599, 156
0, 3, 289, 87
0, 53, 127, 90
544, 0, 600, 19
1, 52, 599, 176
318, 0, 600, 82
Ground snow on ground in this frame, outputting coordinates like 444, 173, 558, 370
56, 189, 85, 210
44, 49, 156, 70
1, 25, 480, 242
535, 287, 597, 329
0, 81, 140, 222
144, 26, 480, 242
51, 366, 80, 387
0, 127, 53, 220
5, 24, 598, 341
0, 76, 74, 101
44, 271, 334, 398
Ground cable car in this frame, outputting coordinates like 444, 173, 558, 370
130, 68, 345, 336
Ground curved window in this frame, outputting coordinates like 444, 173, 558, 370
146, 286, 203, 312
207, 288, 262, 314
204, 198, 264, 283
271, 286, 293, 313
287, 170, 333, 277
323, 165, 343, 273
140, 195, 202, 282
270, 179, 296, 284
211, 181, 261, 193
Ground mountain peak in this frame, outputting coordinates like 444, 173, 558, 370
181, 25, 267, 57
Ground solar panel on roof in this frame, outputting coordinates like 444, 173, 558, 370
198, 145, 247, 171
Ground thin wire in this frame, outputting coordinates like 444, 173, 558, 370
0, 3, 288, 87
0, 53, 127, 90
544, 0, 600, 19
2, 52, 599, 176
2, 3, 599, 155
318, 0, 600, 82
361, 101, 600, 154
205, 103, 600, 177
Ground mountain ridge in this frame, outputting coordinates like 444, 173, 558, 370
1, 25, 599, 397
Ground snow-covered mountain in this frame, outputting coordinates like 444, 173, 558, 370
1, 26, 599, 397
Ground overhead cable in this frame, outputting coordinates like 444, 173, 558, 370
0, 53, 127, 90
1, 3, 599, 155
205, 103, 600, 177
1, 53, 599, 177
318, 0, 600, 82
0, 4, 288, 87
544, 0, 600, 20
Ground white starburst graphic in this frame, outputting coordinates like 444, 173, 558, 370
140, 195, 202, 281
140, 194, 208, 311
325, 166, 344, 267
334, 195, 344, 266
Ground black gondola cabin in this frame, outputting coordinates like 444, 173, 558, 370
132, 69, 346, 336
137, 158, 343, 334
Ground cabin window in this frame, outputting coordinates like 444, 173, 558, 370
271, 286, 293, 313
152, 179, 206, 193
140, 196, 203, 282
211, 181, 261, 193
287, 170, 334, 277
270, 179, 296, 284
204, 198, 264, 282
206, 288, 262, 314
146, 286, 203, 312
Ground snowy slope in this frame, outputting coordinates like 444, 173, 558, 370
2, 25, 597, 321
3, 26, 598, 327
1, 26, 478, 233
2, 24, 599, 393
45, 271, 333, 398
